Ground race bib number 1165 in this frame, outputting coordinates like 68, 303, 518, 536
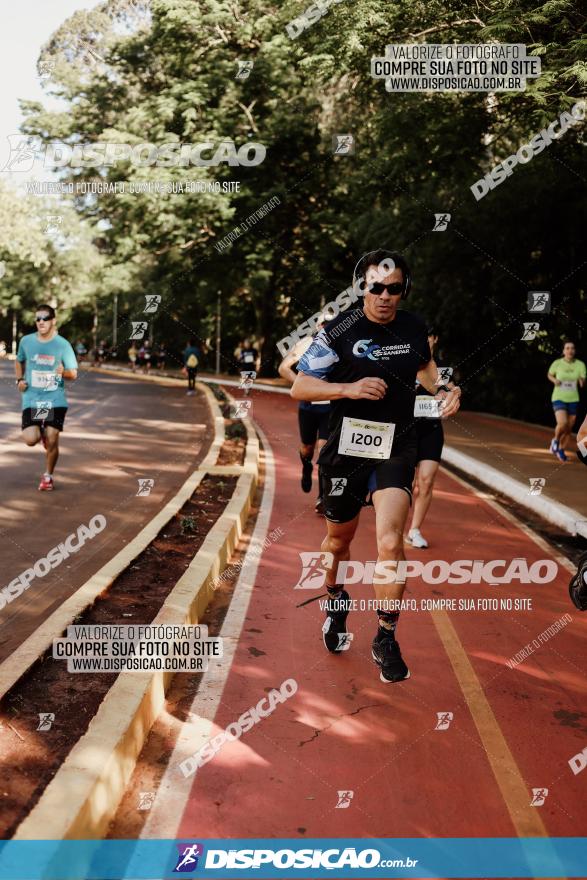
414, 395, 441, 418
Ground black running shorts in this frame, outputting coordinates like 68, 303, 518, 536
298, 403, 330, 446
22, 407, 68, 432
415, 418, 444, 463
320, 433, 417, 524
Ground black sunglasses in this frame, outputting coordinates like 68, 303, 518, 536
35, 315, 52, 322
367, 281, 404, 296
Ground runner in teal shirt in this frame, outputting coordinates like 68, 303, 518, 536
17, 333, 77, 410
15, 305, 78, 491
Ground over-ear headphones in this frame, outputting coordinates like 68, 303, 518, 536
352, 249, 412, 299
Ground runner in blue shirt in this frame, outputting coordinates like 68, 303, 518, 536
278, 315, 331, 514
15, 304, 78, 491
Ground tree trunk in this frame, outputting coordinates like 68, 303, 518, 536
257, 260, 281, 378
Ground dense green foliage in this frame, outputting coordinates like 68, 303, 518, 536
1, 0, 584, 423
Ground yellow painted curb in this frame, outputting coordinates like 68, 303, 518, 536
0, 383, 222, 703
14, 389, 260, 840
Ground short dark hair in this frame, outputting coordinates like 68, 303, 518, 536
353, 249, 410, 290
36, 304, 55, 320
563, 339, 575, 346
188, 338, 196, 346
427, 326, 438, 337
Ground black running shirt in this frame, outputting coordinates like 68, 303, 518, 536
297, 308, 431, 467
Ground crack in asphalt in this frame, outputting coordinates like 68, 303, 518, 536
297, 703, 383, 747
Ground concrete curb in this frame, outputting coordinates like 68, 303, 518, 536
96, 364, 187, 387
0, 383, 222, 703
13, 386, 260, 840
443, 445, 587, 540
98, 362, 292, 394
199, 376, 291, 395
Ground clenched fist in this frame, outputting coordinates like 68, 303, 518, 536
345, 377, 388, 401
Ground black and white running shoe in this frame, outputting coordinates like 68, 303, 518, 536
371, 632, 410, 683
322, 590, 353, 653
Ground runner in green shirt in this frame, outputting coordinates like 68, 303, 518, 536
547, 340, 586, 462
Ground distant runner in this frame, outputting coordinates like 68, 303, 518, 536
238, 339, 259, 372
157, 342, 167, 370
95, 338, 107, 366
407, 327, 447, 549
150, 342, 159, 370
15, 304, 78, 491
75, 339, 87, 362
128, 342, 138, 371
183, 338, 200, 396
278, 317, 330, 513
293, 250, 461, 683
140, 340, 152, 373
548, 340, 586, 462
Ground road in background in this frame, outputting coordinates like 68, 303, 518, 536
0, 362, 213, 662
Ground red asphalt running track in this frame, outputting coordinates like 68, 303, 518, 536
167, 387, 587, 842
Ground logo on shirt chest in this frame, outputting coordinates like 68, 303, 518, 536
352, 339, 411, 361
33, 353, 56, 366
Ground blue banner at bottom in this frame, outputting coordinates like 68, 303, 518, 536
0, 837, 585, 879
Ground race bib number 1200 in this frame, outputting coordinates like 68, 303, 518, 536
338, 417, 394, 459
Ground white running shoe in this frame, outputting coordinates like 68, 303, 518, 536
407, 528, 428, 549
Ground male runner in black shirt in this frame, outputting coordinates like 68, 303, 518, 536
292, 250, 461, 682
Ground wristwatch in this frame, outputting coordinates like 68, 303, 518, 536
16, 378, 25, 385
439, 384, 460, 394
